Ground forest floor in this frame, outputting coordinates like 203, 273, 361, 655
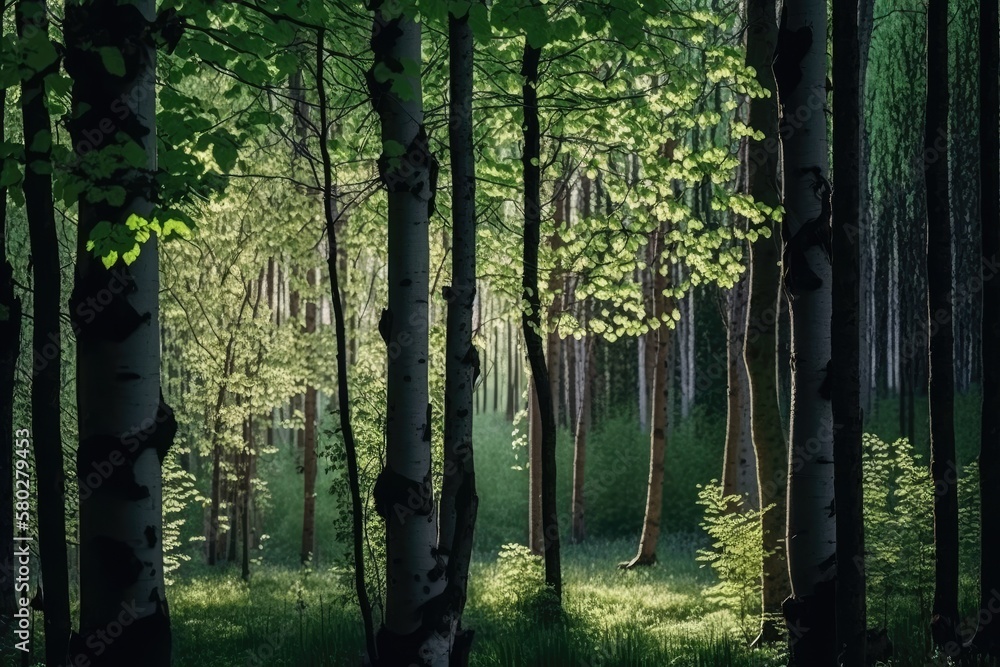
165, 536, 787, 667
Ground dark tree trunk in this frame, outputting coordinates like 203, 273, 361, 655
521, 26, 561, 599
831, 0, 866, 661
743, 0, 790, 644
18, 0, 71, 661
924, 0, 960, 654
0, 17, 19, 622
975, 0, 1000, 655
314, 27, 377, 660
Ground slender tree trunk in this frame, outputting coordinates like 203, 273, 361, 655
0, 17, 20, 621
774, 3, 837, 663
19, 1, 71, 660
527, 375, 543, 553
570, 336, 595, 544
622, 227, 672, 568
743, 0, 790, 642
366, 5, 446, 662
831, 0, 866, 662
925, 0, 960, 653
975, 0, 1000, 655
241, 419, 252, 583
506, 320, 516, 422
314, 28, 377, 660
521, 24, 561, 599
66, 0, 173, 661
301, 268, 318, 564
434, 7, 481, 662
722, 273, 756, 509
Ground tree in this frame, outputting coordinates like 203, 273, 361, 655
18, 0, 71, 661
308, 24, 377, 659
742, 0, 790, 643
774, 2, 837, 663
435, 2, 481, 661
924, 0, 961, 654
975, 0, 1000, 656
722, 273, 757, 510
0, 8, 22, 629
520, 2, 561, 599
301, 267, 318, 564
64, 0, 174, 662
831, 0, 866, 661
366, 1, 445, 662
622, 224, 672, 569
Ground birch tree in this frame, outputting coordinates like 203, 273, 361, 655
774, 1, 837, 662
65, 0, 175, 662
366, 1, 446, 662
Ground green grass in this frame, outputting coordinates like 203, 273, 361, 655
160, 536, 785, 667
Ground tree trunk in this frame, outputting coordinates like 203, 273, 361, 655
301, 268, 318, 564
65, 0, 173, 661
975, 0, 1000, 655
925, 0, 960, 653
774, 3, 837, 664
722, 273, 757, 510
521, 24, 561, 599
241, 419, 252, 583
622, 227, 672, 568
0, 17, 20, 621
434, 7, 481, 662
19, 0, 71, 660
570, 336, 595, 544
743, 0, 790, 643
506, 320, 516, 422
527, 369, 543, 554
831, 0, 866, 663
366, 4, 446, 662
314, 28, 377, 659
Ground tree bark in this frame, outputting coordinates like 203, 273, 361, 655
435, 6, 480, 662
521, 24, 561, 599
314, 27, 377, 659
743, 0, 790, 643
774, 3, 837, 663
65, 0, 173, 661
975, 0, 1000, 655
622, 227, 672, 569
722, 273, 757, 510
366, 4, 446, 662
0, 14, 19, 621
570, 336, 595, 544
831, 0, 866, 661
301, 268, 318, 564
18, 0, 71, 660
924, 0, 961, 654
528, 381, 543, 553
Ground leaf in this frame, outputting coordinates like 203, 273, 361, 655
98, 47, 126, 77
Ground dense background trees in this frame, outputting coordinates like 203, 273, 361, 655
0, 0, 998, 665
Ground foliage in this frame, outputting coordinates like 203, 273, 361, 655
695, 482, 773, 645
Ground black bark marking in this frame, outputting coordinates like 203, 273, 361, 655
782, 167, 831, 296
373, 466, 433, 521
144, 525, 157, 548
95, 535, 143, 589
773, 10, 813, 99
378, 307, 392, 344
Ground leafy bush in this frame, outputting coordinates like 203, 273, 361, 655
695, 481, 773, 644
479, 543, 561, 624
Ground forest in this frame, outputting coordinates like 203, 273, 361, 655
0, 0, 997, 665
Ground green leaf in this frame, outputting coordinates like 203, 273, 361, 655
98, 47, 126, 77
